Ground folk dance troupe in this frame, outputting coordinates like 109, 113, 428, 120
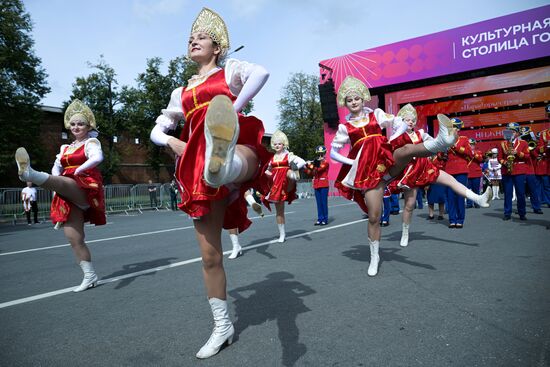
13, 6, 550, 361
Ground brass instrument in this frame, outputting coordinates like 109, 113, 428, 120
505, 146, 515, 174
528, 140, 537, 151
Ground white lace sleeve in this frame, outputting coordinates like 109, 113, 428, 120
330, 124, 354, 165
75, 138, 103, 174
374, 108, 395, 129
151, 87, 184, 146
289, 154, 306, 170
156, 87, 184, 131
389, 116, 408, 142
225, 58, 269, 112
331, 124, 350, 149
51, 144, 68, 176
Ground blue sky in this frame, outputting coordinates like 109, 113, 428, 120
24, 0, 547, 133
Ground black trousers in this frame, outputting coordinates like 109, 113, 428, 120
25, 201, 39, 223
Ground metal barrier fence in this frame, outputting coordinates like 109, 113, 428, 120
0, 188, 53, 224
1, 180, 329, 225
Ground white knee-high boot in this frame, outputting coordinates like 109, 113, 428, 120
228, 233, 242, 259
466, 187, 492, 208
277, 223, 285, 243
368, 239, 380, 276
196, 298, 234, 359
15, 147, 49, 185
245, 192, 264, 217
400, 223, 410, 247
423, 114, 458, 153
203, 95, 240, 188
493, 185, 500, 199
73, 260, 98, 292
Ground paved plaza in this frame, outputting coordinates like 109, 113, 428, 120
1, 196, 549, 366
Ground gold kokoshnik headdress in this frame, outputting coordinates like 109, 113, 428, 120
397, 103, 417, 121
191, 7, 230, 56
337, 76, 371, 107
271, 130, 289, 150
64, 99, 96, 129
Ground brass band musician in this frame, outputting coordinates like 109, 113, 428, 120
497, 122, 530, 220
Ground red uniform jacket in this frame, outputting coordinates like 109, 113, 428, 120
445, 136, 472, 175
432, 152, 447, 170
497, 139, 530, 176
467, 149, 484, 178
304, 159, 329, 189
536, 129, 550, 175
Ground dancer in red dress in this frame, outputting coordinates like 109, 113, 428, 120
330, 77, 486, 275
149, 8, 271, 359
227, 190, 265, 260
264, 130, 306, 242
388, 104, 492, 247
15, 99, 104, 292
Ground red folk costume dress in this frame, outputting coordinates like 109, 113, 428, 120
50, 139, 106, 225
265, 152, 299, 203
388, 129, 440, 192
160, 60, 271, 233
332, 109, 394, 214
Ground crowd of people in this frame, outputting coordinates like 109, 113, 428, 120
13, 7, 549, 360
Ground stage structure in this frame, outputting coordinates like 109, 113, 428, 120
319, 5, 550, 180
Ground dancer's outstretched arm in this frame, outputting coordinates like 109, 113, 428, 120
226, 59, 269, 112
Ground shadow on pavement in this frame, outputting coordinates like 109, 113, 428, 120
102, 257, 178, 289
342, 245, 437, 270
229, 271, 315, 367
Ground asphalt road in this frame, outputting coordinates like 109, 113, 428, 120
1, 196, 549, 366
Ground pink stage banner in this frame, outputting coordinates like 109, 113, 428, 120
319, 5, 550, 90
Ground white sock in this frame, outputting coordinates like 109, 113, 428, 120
225, 154, 244, 184
27, 168, 49, 186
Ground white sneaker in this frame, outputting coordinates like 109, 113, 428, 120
203, 95, 239, 188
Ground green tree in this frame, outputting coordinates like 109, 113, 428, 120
277, 72, 324, 161
67, 56, 122, 183
119, 56, 197, 180
0, 0, 50, 183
